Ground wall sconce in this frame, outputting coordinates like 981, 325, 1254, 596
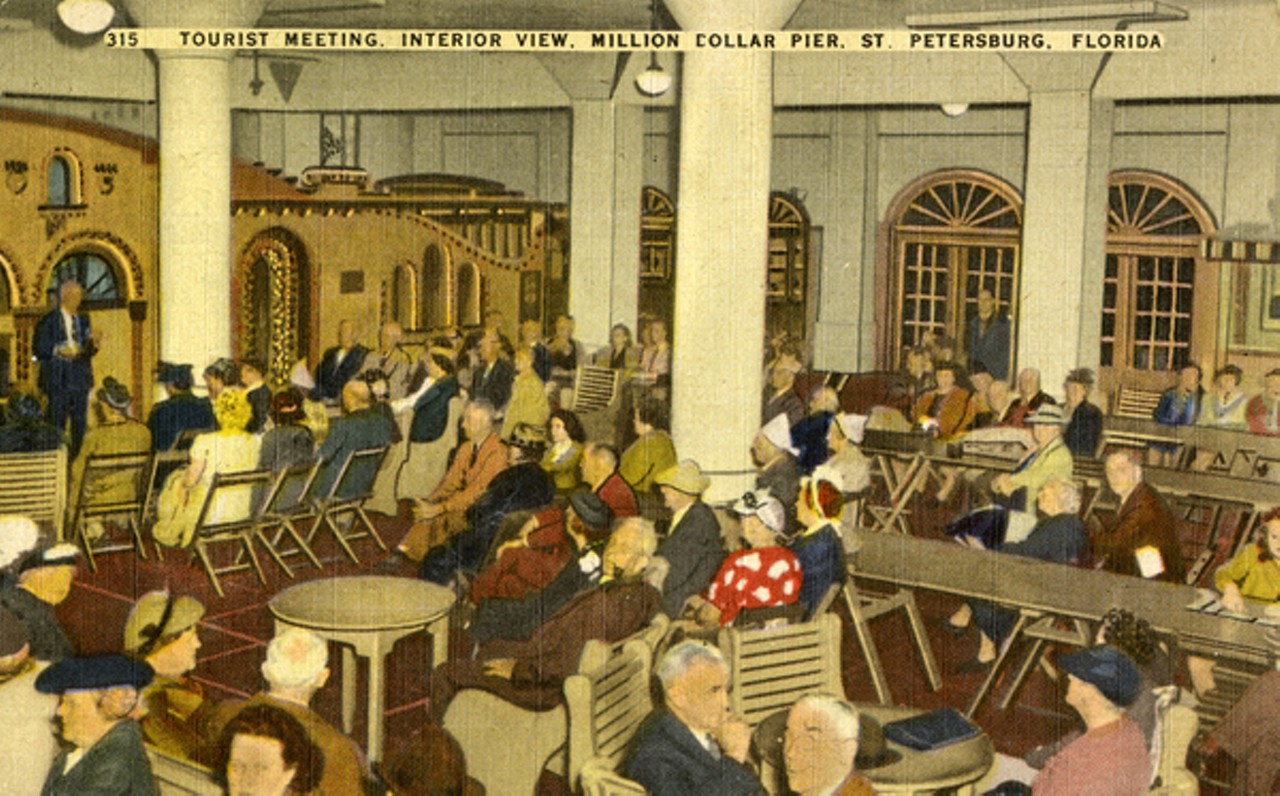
635, 54, 673, 97
57, 0, 115, 35
940, 103, 970, 118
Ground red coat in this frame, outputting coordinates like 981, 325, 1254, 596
596, 471, 638, 520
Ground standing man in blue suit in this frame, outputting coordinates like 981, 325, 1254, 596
34, 280, 98, 457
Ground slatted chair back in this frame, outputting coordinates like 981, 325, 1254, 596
143, 448, 191, 530
717, 612, 843, 728
190, 468, 275, 597
565, 637, 655, 787
309, 446, 391, 562
572, 365, 620, 414
253, 462, 324, 575
1114, 385, 1164, 419
0, 447, 67, 538
67, 451, 152, 570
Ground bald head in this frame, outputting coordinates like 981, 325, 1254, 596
341, 379, 372, 414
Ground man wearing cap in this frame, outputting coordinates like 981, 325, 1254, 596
70, 376, 152, 520
122, 591, 214, 763
653, 460, 725, 618
312, 379, 396, 499
34, 280, 100, 457
418, 422, 554, 586
0, 542, 79, 662
991, 403, 1072, 543
1093, 452, 1185, 583
35, 654, 158, 795
582, 442, 639, 520
147, 361, 215, 453
208, 628, 370, 795
1029, 646, 1151, 795
0, 607, 61, 794
430, 517, 661, 716
784, 694, 876, 796
395, 399, 508, 563
753, 413, 802, 531
763, 353, 805, 428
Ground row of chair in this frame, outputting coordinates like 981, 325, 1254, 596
65, 445, 390, 596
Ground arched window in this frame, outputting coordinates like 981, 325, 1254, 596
882, 171, 1023, 374
390, 262, 418, 330
421, 245, 449, 329
50, 251, 122, 309
1100, 170, 1216, 376
456, 262, 480, 327
47, 156, 72, 206
767, 193, 811, 343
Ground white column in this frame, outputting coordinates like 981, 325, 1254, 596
568, 99, 616, 346
609, 104, 644, 342
1018, 90, 1112, 392
156, 50, 235, 369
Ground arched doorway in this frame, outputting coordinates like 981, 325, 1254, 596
235, 229, 311, 387
389, 262, 418, 330
455, 262, 480, 327
421, 244, 449, 329
879, 170, 1023, 376
1099, 170, 1216, 388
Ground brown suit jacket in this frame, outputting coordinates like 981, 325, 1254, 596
1094, 481, 1186, 583
430, 432, 508, 516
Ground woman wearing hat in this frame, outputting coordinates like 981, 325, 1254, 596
1062, 367, 1103, 458
689, 489, 802, 627
123, 591, 214, 764
153, 388, 262, 548
69, 375, 152, 522
825, 412, 871, 496
789, 467, 848, 617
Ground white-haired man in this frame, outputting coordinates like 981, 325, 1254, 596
785, 694, 874, 796
209, 627, 368, 795
625, 641, 762, 795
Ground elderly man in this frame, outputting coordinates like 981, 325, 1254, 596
209, 628, 369, 795
0, 607, 61, 795
395, 399, 508, 563
35, 654, 158, 795
0, 543, 79, 662
967, 288, 1011, 380
763, 352, 804, 427
34, 279, 99, 456
122, 591, 213, 763
785, 695, 875, 796
653, 460, 725, 618
70, 376, 151, 520
582, 442, 640, 522
147, 361, 214, 452
470, 328, 515, 413
430, 516, 660, 716
312, 379, 396, 500
991, 404, 1073, 543
625, 641, 762, 795
312, 319, 369, 402
359, 321, 414, 400
1004, 368, 1056, 428
1094, 452, 1185, 582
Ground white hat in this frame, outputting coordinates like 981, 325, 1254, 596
732, 489, 787, 535
760, 413, 799, 456
0, 516, 40, 571
833, 412, 868, 444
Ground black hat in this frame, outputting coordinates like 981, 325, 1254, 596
156, 361, 194, 388
35, 655, 154, 694
96, 376, 132, 410
1059, 645, 1141, 707
568, 491, 611, 531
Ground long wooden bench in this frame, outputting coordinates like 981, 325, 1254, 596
0, 447, 67, 539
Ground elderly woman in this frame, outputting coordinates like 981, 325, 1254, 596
216, 703, 323, 796
541, 408, 586, 494
500, 346, 551, 442
689, 490, 802, 627
789, 467, 848, 617
1216, 508, 1280, 611
153, 388, 261, 548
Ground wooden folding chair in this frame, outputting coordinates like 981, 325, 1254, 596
841, 575, 942, 705
718, 612, 844, 728
189, 468, 276, 597
254, 462, 324, 573
66, 451, 151, 572
571, 364, 621, 414
308, 445, 390, 563
0, 447, 68, 539
564, 637, 655, 789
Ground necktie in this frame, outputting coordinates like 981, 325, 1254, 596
706, 735, 721, 760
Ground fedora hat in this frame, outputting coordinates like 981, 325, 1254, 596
655, 459, 711, 495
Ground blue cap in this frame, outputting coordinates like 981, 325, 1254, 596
1059, 645, 1141, 707
35, 655, 154, 694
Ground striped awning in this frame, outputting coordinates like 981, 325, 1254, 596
1201, 238, 1280, 263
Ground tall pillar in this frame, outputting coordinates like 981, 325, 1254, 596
1018, 90, 1112, 393
567, 101, 644, 347
665, 0, 801, 500
124, 0, 266, 373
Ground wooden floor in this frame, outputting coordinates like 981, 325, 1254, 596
56, 497, 1228, 794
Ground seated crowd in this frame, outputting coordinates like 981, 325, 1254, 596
4, 307, 1280, 795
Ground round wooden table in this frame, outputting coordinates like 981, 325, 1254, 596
268, 575, 455, 762
752, 703, 995, 795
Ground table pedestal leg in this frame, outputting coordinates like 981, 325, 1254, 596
429, 615, 449, 664
365, 636, 387, 763
341, 646, 357, 735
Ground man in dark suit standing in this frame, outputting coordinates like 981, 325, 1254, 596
312, 319, 368, 403
626, 641, 763, 796
34, 280, 98, 456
